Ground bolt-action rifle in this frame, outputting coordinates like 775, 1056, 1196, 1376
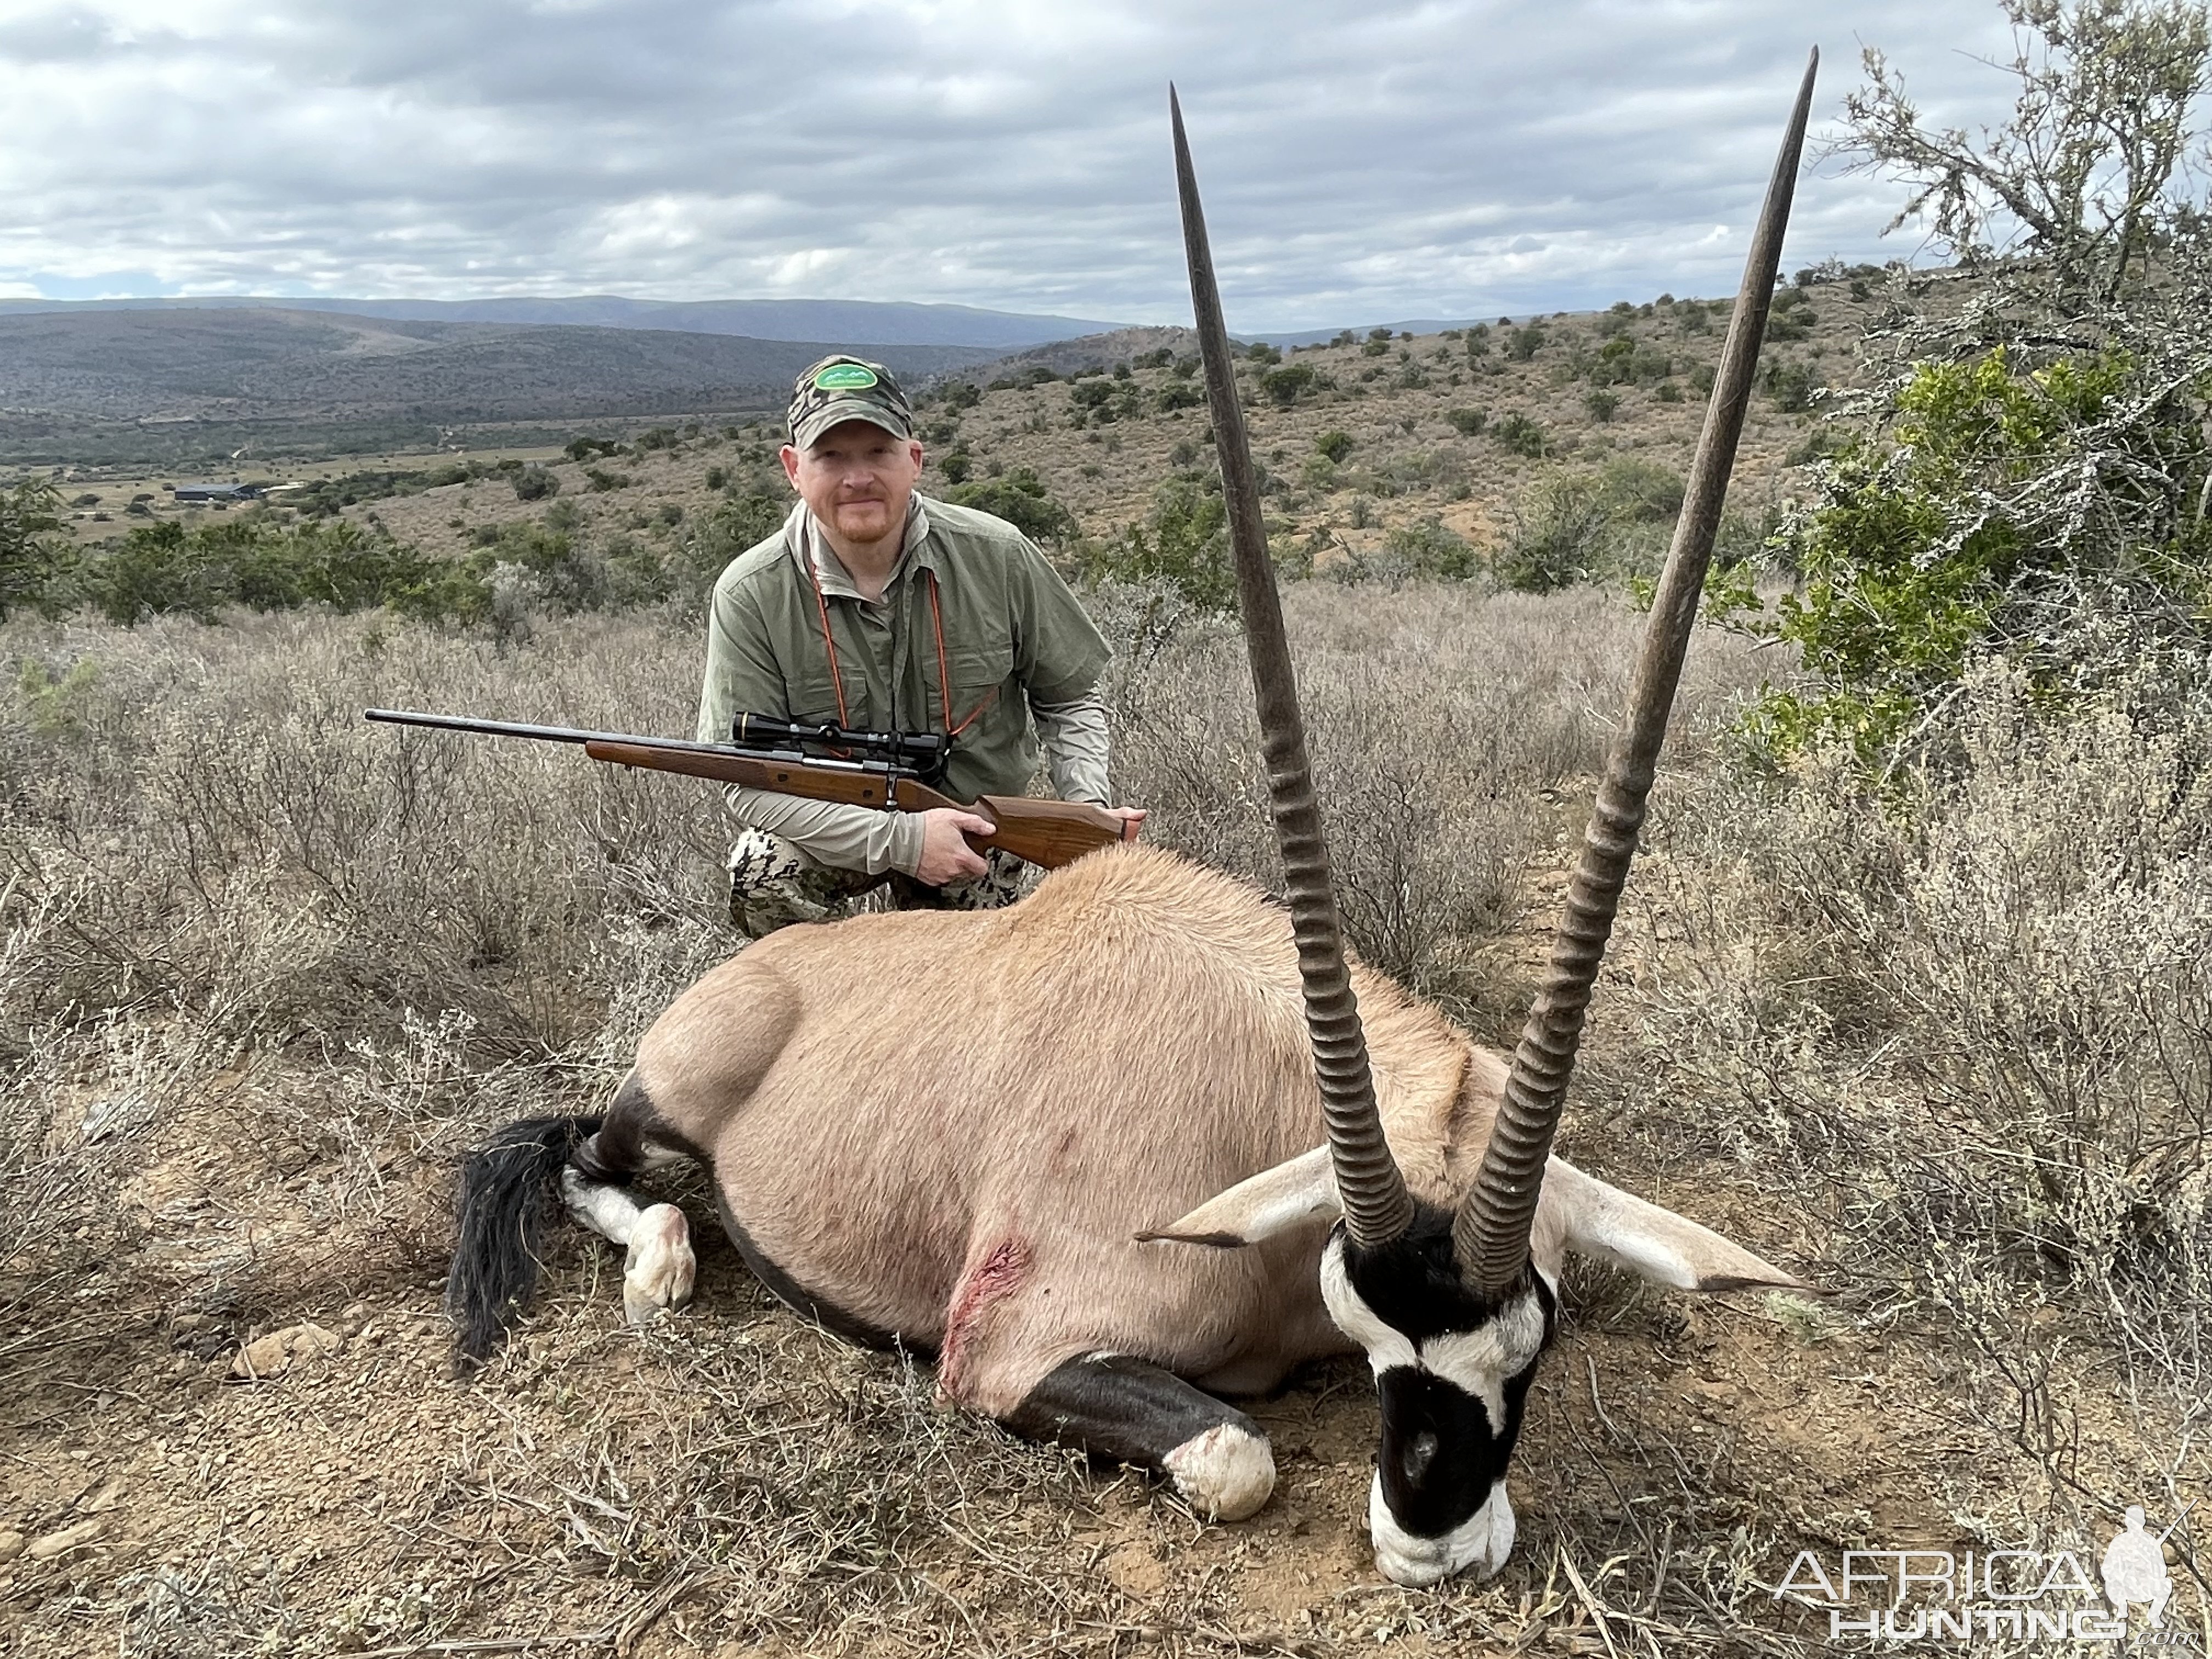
364, 708, 1138, 871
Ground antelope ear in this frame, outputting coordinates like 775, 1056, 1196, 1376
1136, 1146, 1338, 1249
1544, 1158, 1820, 1294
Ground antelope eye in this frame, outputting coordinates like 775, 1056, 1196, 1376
1403, 1431, 1440, 1483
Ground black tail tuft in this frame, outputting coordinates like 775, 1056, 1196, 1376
448, 1114, 602, 1370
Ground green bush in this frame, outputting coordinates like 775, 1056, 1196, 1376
0, 479, 66, 620
1331, 515, 1479, 586
1492, 413, 1549, 458
1496, 474, 1612, 593
1584, 456, 1684, 524
1766, 290, 1814, 341
1750, 346, 2212, 759
1584, 389, 1621, 422
945, 469, 1078, 545
1444, 408, 1486, 436
512, 467, 558, 501
1314, 429, 1355, 463
1506, 325, 1547, 362
1764, 358, 1818, 412
706, 492, 787, 554
1081, 477, 1233, 611
1258, 363, 1317, 405
42, 489, 811, 633
53, 517, 443, 625
1584, 333, 1675, 387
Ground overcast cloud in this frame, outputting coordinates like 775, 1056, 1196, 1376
0, 1, 2024, 329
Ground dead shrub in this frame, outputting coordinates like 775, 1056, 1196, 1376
1096, 580, 1771, 1014
1618, 660, 2212, 1462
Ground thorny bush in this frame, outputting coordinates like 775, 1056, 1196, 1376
1623, 661, 2211, 1454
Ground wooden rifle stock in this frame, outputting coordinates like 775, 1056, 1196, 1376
582, 740, 1136, 870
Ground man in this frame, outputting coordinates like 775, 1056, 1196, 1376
698, 354, 1144, 938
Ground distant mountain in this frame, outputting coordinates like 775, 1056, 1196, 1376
0, 307, 1005, 426
0, 294, 1126, 351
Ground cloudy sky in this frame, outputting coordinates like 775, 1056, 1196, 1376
0, 1, 2024, 329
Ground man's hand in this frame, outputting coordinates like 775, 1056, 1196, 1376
1104, 806, 1147, 839
915, 807, 996, 886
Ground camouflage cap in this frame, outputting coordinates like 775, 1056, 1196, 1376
787, 354, 915, 450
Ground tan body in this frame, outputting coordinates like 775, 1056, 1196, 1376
624, 845, 1788, 1418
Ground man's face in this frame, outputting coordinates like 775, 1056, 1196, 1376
781, 420, 924, 548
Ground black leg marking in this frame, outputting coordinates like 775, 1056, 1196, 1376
711, 1189, 918, 1355
1005, 1354, 1259, 1468
573, 1074, 703, 1184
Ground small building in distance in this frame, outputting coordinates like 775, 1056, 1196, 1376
173, 483, 261, 504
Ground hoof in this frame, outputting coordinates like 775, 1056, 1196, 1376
1162, 1421, 1274, 1522
622, 1204, 696, 1327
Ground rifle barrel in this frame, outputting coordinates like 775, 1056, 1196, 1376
366, 708, 767, 759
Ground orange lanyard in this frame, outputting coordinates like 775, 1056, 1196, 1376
805, 554, 996, 743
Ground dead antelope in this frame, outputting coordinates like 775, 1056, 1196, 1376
448, 57, 1820, 1587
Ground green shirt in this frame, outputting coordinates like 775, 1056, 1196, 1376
698, 495, 1111, 849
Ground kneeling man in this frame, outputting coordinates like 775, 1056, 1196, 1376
698, 354, 1144, 938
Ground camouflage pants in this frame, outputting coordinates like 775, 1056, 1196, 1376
725, 828, 1028, 940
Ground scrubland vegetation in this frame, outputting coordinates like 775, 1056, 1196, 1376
4, 1, 2211, 1651
3, 575, 2204, 1654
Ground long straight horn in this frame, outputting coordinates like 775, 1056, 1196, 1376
1171, 88, 1413, 1250
1455, 49, 1820, 1297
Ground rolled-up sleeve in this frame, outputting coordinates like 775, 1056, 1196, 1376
1031, 690, 1111, 807
721, 787, 927, 876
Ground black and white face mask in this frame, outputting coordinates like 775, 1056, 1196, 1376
1319, 1214, 1557, 1585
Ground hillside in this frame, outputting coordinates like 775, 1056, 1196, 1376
324, 278, 1871, 571
0, 308, 1002, 427
0, 294, 1125, 349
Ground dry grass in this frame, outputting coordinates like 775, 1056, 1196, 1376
2, 586, 2207, 1655
1612, 665, 2212, 1501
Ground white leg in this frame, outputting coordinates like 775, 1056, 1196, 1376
560, 1170, 696, 1327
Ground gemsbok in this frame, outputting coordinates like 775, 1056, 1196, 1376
448, 55, 1822, 1587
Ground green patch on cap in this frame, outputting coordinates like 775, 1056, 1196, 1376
813, 363, 879, 391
